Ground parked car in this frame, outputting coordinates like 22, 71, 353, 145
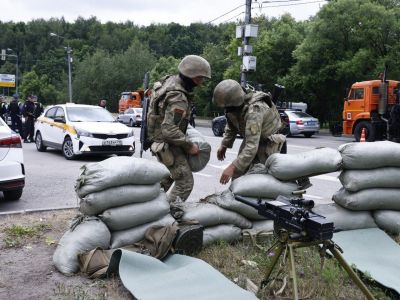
0, 117, 25, 200
117, 107, 142, 127
285, 110, 320, 137
34, 103, 135, 160
211, 109, 290, 137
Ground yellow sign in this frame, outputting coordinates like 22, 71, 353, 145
0, 74, 15, 87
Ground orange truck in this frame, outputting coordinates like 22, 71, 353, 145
118, 90, 144, 113
342, 78, 400, 142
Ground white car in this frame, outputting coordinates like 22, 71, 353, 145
285, 110, 320, 138
34, 104, 135, 160
117, 107, 142, 127
0, 117, 25, 200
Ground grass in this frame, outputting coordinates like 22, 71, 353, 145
3, 223, 51, 248
196, 235, 398, 300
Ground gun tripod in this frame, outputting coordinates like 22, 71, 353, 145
261, 229, 376, 300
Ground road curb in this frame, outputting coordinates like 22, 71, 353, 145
0, 205, 78, 216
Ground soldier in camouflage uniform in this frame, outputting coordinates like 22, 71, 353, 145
212, 79, 286, 184
147, 55, 211, 206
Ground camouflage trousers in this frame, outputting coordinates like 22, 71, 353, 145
158, 145, 194, 203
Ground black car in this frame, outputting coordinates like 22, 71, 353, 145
211, 109, 290, 137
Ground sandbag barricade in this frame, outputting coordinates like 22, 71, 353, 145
334, 141, 400, 233
186, 127, 211, 172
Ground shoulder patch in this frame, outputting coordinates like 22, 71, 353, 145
250, 123, 259, 135
173, 108, 184, 125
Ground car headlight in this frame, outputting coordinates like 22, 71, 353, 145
75, 128, 93, 138
128, 129, 135, 137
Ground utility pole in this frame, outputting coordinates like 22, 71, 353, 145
1, 49, 19, 94
236, 0, 258, 88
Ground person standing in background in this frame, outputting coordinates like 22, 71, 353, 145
0, 95, 7, 121
189, 104, 197, 127
22, 95, 35, 143
8, 93, 23, 135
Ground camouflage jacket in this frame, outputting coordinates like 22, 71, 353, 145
147, 75, 194, 152
221, 91, 282, 171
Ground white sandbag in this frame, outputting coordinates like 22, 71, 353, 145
230, 174, 299, 199
203, 225, 242, 246
339, 168, 400, 192
203, 190, 268, 221
181, 202, 252, 229
266, 147, 342, 180
99, 192, 170, 231
75, 157, 170, 197
339, 141, 400, 169
110, 214, 175, 248
312, 203, 376, 231
333, 187, 400, 210
186, 127, 211, 172
53, 216, 111, 275
79, 183, 161, 215
373, 210, 400, 234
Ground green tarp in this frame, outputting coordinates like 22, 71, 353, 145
333, 228, 400, 294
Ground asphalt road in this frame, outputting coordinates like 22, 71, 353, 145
0, 125, 353, 214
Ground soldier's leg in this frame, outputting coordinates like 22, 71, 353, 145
167, 147, 194, 203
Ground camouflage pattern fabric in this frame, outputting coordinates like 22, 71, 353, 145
221, 91, 282, 177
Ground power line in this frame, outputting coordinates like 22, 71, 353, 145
255, 0, 326, 9
207, 4, 245, 24
222, 11, 245, 23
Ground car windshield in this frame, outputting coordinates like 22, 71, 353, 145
67, 107, 115, 122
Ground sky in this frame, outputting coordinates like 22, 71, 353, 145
1, 0, 327, 25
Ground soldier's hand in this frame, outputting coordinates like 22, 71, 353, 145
217, 145, 227, 161
189, 143, 199, 155
220, 163, 236, 185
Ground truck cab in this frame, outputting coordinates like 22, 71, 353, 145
118, 91, 143, 113
342, 80, 400, 141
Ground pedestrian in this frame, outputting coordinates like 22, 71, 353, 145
98, 99, 107, 109
22, 95, 35, 143
0, 95, 7, 122
7, 93, 23, 135
189, 104, 197, 127
212, 79, 286, 184
33, 95, 44, 119
146, 55, 211, 217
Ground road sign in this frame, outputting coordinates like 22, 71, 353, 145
0, 74, 16, 87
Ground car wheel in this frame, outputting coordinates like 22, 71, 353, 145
35, 132, 47, 152
62, 137, 76, 160
129, 119, 135, 127
212, 123, 223, 137
304, 132, 314, 138
3, 188, 23, 201
354, 121, 375, 142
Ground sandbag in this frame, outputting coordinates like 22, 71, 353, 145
333, 187, 400, 210
266, 147, 342, 180
186, 127, 211, 172
312, 203, 376, 231
230, 174, 299, 199
53, 216, 111, 275
99, 192, 170, 231
203, 225, 242, 246
111, 214, 175, 249
339, 167, 400, 192
247, 220, 274, 233
181, 202, 252, 229
203, 190, 267, 220
79, 183, 161, 216
75, 157, 170, 197
373, 210, 400, 234
339, 141, 400, 169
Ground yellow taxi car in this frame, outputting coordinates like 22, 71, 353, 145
34, 103, 135, 160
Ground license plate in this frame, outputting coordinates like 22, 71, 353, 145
102, 139, 122, 146
307, 121, 315, 125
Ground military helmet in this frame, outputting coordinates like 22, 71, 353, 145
212, 79, 245, 108
178, 55, 211, 79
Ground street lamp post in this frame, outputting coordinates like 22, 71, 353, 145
6, 48, 19, 94
50, 32, 73, 103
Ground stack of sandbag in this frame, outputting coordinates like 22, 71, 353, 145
333, 141, 400, 234
265, 147, 343, 181
74, 156, 175, 248
186, 126, 211, 172
180, 201, 253, 246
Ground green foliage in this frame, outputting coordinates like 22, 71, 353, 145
149, 56, 180, 86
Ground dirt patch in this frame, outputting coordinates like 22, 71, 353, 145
0, 209, 132, 300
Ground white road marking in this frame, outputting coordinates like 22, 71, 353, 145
312, 174, 339, 182
194, 173, 212, 177
303, 194, 323, 200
